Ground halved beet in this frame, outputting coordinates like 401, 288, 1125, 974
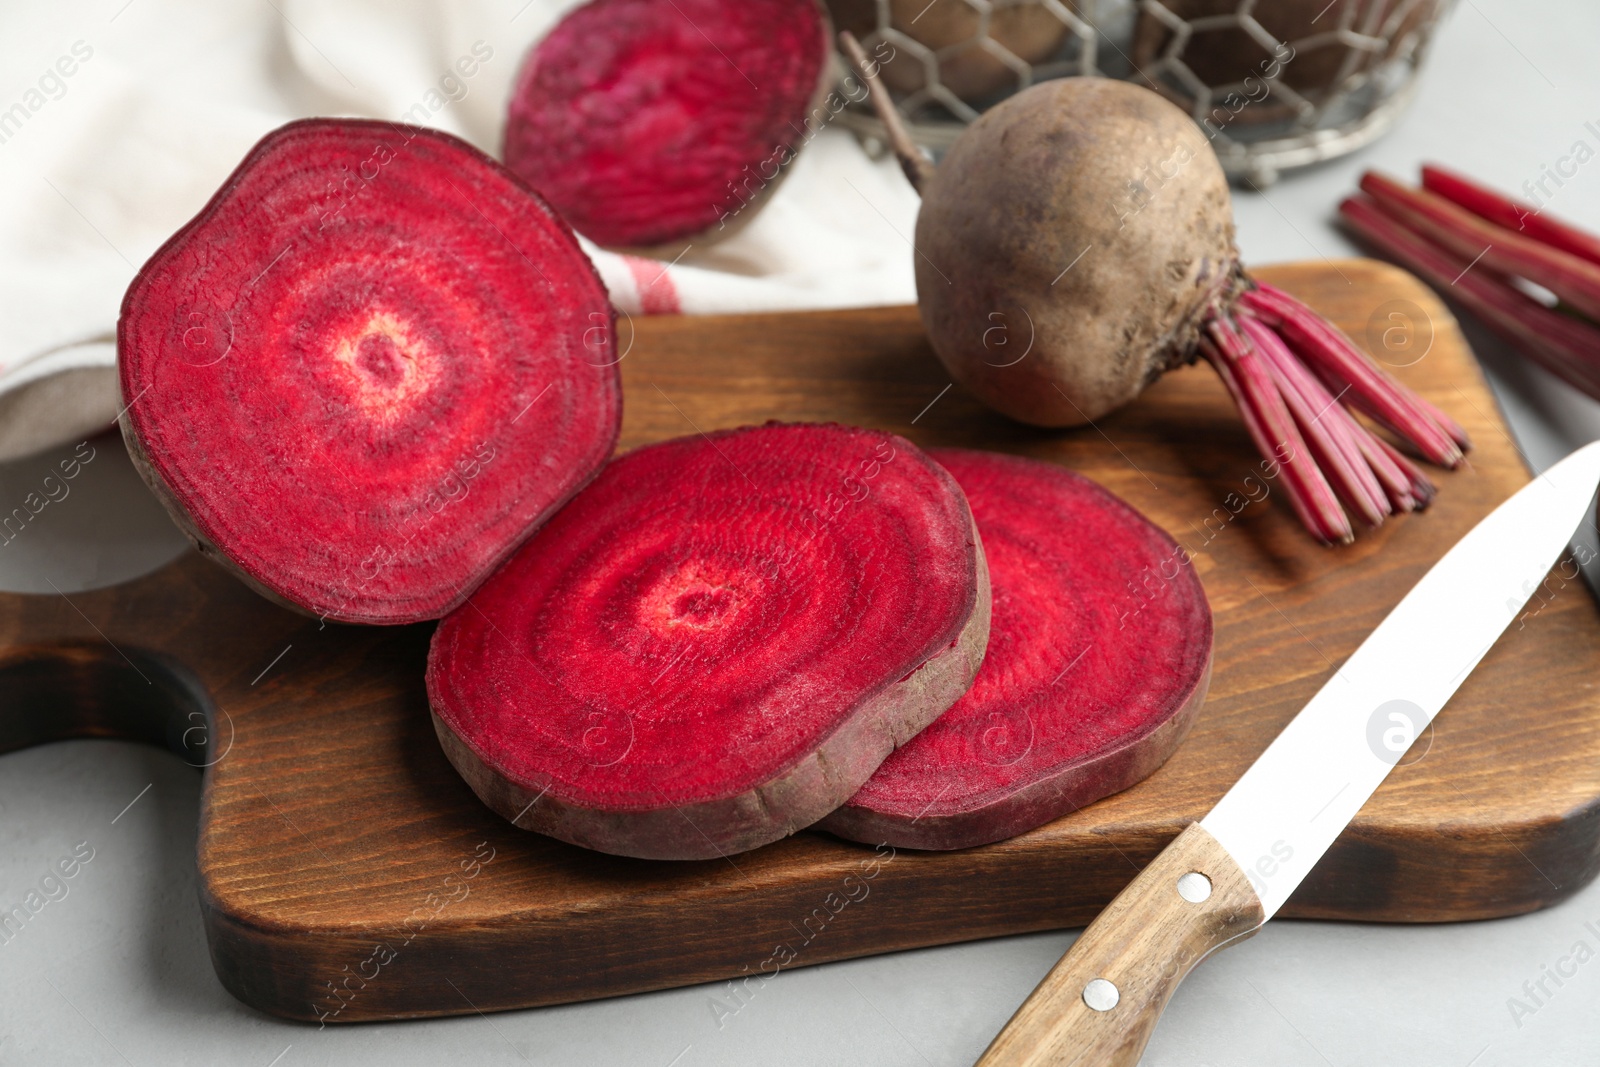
504, 0, 832, 250
819, 449, 1211, 851
427, 423, 991, 860
118, 119, 621, 625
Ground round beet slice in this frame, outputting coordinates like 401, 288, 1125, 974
819, 450, 1212, 851
119, 119, 621, 625
504, 0, 832, 249
428, 423, 991, 860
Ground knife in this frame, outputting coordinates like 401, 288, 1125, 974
975, 439, 1600, 1067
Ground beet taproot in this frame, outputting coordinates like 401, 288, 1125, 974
840, 36, 1468, 544
504, 0, 833, 250
917, 77, 1235, 427
820, 449, 1210, 850
427, 422, 991, 860
827, 0, 1069, 101
118, 119, 621, 625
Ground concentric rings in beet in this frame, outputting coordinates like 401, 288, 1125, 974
504, 0, 832, 249
427, 423, 991, 860
821, 449, 1213, 850
118, 119, 621, 625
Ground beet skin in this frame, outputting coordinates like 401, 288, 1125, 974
913, 78, 1237, 428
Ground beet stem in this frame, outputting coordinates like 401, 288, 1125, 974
1241, 304, 1435, 512
837, 31, 932, 193
1421, 164, 1600, 270
1202, 317, 1352, 544
1360, 171, 1600, 324
1242, 283, 1469, 464
1353, 429, 1420, 512
1372, 434, 1437, 509
1340, 195, 1600, 401
1238, 314, 1391, 527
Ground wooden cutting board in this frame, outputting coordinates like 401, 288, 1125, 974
4, 259, 1599, 1025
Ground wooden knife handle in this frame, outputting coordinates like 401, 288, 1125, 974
975, 823, 1265, 1067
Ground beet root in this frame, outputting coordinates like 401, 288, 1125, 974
504, 0, 832, 251
427, 423, 991, 861
840, 49, 1468, 544
118, 119, 622, 625
819, 449, 1211, 851
914, 77, 1235, 428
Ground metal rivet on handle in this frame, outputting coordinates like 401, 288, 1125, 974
1082, 978, 1120, 1012
1176, 871, 1213, 903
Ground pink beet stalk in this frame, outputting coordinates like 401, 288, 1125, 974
1202, 317, 1352, 544
1352, 431, 1420, 513
1340, 195, 1600, 400
1243, 282, 1469, 464
1373, 436, 1437, 508
1421, 164, 1600, 270
1238, 314, 1389, 527
1361, 171, 1600, 323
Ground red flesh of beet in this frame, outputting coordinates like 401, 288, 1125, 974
119, 119, 621, 625
820, 449, 1211, 851
427, 423, 992, 860
504, 0, 830, 249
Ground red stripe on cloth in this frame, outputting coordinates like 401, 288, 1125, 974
623, 255, 681, 315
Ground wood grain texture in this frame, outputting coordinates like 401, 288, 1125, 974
3, 259, 1599, 1024
974, 823, 1264, 1067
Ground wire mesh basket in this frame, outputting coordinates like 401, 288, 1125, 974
831, 0, 1455, 185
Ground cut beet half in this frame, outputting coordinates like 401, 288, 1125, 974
819, 449, 1212, 851
427, 422, 991, 860
504, 0, 832, 250
118, 118, 622, 625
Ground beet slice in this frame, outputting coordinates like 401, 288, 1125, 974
819, 450, 1211, 851
504, 0, 832, 249
119, 119, 621, 625
427, 423, 991, 860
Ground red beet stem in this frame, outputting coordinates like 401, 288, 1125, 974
1399, 387, 1470, 455
1242, 282, 1469, 464
838, 31, 931, 193
1421, 164, 1600, 270
1239, 301, 1438, 514
1373, 435, 1437, 509
1352, 430, 1417, 513
1361, 171, 1600, 324
1340, 195, 1600, 400
1202, 317, 1352, 544
1237, 314, 1389, 527
1243, 307, 1437, 512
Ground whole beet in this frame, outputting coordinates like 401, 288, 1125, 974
915, 78, 1237, 427
828, 32, 1471, 542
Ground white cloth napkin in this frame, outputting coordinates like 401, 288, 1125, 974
0, 0, 920, 461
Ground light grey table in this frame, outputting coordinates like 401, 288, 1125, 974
4, 2, 1600, 1064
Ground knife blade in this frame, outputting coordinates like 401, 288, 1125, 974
975, 439, 1600, 1067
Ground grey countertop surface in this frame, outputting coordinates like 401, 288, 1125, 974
6, 1, 1600, 1064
